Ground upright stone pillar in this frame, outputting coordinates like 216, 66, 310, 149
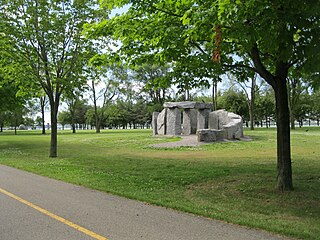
182, 109, 198, 135
152, 112, 159, 135
208, 112, 219, 129
166, 108, 181, 135
157, 108, 167, 135
197, 109, 210, 130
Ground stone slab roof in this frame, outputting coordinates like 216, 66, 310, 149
163, 101, 213, 109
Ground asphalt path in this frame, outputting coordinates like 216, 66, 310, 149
0, 164, 291, 240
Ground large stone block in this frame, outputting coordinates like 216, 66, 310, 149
152, 112, 159, 135
182, 109, 198, 135
157, 108, 167, 135
166, 108, 181, 135
197, 109, 210, 130
221, 112, 243, 139
197, 129, 225, 142
163, 101, 212, 109
215, 109, 229, 129
234, 122, 243, 139
208, 112, 219, 130
223, 124, 236, 139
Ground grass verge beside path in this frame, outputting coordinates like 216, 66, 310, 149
0, 128, 320, 240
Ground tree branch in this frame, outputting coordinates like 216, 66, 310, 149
189, 40, 209, 57
250, 43, 276, 88
150, 5, 183, 18
223, 63, 256, 72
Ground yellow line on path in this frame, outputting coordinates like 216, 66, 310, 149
0, 187, 109, 240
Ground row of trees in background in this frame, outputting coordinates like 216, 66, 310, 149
57, 86, 320, 131
2, 77, 320, 133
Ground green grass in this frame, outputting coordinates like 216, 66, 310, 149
1, 127, 320, 239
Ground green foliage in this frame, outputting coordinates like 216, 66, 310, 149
255, 87, 276, 124
35, 116, 43, 127
0, 0, 103, 155
217, 88, 249, 120
58, 111, 72, 128
133, 64, 172, 104
86, 0, 221, 92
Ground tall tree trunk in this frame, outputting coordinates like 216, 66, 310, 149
41, 111, 46, 134
50, 112, 58, 157
212, 81, 215, 110
288, 80, 297, 130
212, 80, 218, 111
40, 96, 46, 134
251, 44, 293, 191
49, 97, 59, 158
250, 76, 256, 130
91, 79, 101, 133
71, 110, 76, 134
72, 124, 76, 133
96, 118, 101, 133
274, 77, 293, 191
185, 89, 190, 101
290, 116, 295, 130
249, 102, 254, 130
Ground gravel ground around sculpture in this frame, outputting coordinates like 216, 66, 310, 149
150, 135, 252, 148
151, 135, 207, 148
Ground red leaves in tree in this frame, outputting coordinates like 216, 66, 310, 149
212, 25, 222, 63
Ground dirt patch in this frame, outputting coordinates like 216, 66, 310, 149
150, 135, 208, 148
150, 135, 252, 148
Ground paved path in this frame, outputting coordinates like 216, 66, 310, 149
0, 165, 290, 240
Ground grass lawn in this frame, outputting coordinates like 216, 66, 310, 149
0, 127, 319, 239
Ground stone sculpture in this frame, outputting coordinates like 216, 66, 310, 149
152, 101, 244, 142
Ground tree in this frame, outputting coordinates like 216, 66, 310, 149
133, 64, 172, 105
213, 1, 320, 190
0, 78, 28, 133
92, 0, 320, 190
287, 70, 310, 129
292, 92, 312, 127
310, 91, 320, 126
1, 0, 101, 157
218, 88, 249, 123
255, 87, 276, 128
87, 65, 127, 133
85, 0, 222, 105
39, 95, 48, 134
226, 72, 259, 130
58, 111, 71, 130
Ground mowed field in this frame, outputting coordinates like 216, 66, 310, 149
0, 127, 319, 240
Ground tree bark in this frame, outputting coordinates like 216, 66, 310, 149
251, 44, 293, 191
49, 97, 59, 158
72, 124, 76, 134
71, 110, 76, 134
212, 80, 218, 111
290, 116, 296, 130
40, 96, 46, 134
249, 76, 256, 130
274, 77, 293, 191
91, 79, 101, 133
41, 110, 46, 134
